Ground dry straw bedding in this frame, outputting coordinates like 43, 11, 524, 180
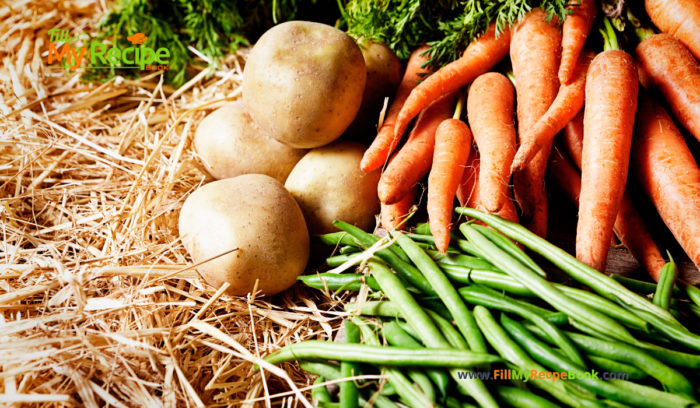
0, 1, 355, 406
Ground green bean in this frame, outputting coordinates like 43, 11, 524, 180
318, 401, 340, 408
569, 318, 700, 369
441, 264, 530, 296
412, 223, 461, 240
555, 285, 649, 332
654, 255, 678, 311
340, 245, 361, 254
392, 231, 487, 353
502, 315, 694, 408
340, 321, 361, 408
608, 380, 697, 408
415, 241, 462, 254
458, 286, 568, 326
396, 320, 421, 342
312, 377, 333, 404
688, 304, 700, 320
382, 321, 450, 397
461, 224, 640, 346
417, 298, 454, 321
610, 274, 682, 297
406, 233, 485, 258
332, 220, 410, 262
471, 224, 547, 278
334, 221, 437, 296
300, 360, 342, 380
347, 301, 401, 317
313, 232, 362, 247
424, 249, 499, 271
298, 273, 382, 292
680, 281, 700, 308
522, 323, 695, 399
458, 285, 586, 367
624, 305, 700, 352
584, 355, 647, 380
326, 254, 358, 268
367, 259, 498, 408
424, 308, 470, 350
472, 306, 591, 408
406, 369, 436, 403
493, 384, 562, 408
353, 317, 431, 408
358, 394, 398, 408
456, 207, 680, 326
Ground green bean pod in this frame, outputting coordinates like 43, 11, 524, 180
611, 274, 682, 297
459, 285, 585, 367
417, 298, 454, 321
625, 305, 700, 352
680, 281, 700, 308
367, 259, 498, 408
340, 321, 361, 408
423, 308, 469, 350
353, 317, 433, 408
502, 315, 694, 408
458, 286, 568, 326
313, 377, 333, 404
313, 232, 362, 247
298, 273, 382, 292
332, 220, 410, 261
471, 224, 547, 278
415, 241, 462, 254
461, 224, 640, 346
653, 255, 678, 311
406, 233, 485, 258
584, 355, 647, 380
340, 245, 361, 254
456, 207, 680, 326
392, 231, 487, 353
555, 285, 649, 332
522, 323, 695, 399
326, 254, 359, 268
493, 384, 561, 408
382, 321, 450, 397
472, 306, 592, 408
334, 221, 437, 296
424, 249, 499, 271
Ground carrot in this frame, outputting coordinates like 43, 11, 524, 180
510, 9, 562, 238
646, 0, 700, 61
381, 186, 416, 231
378, 91, 458, 205
457, 150, 519, 224
392, 22, 511, 142
635, 33, 700, 144
577, 41, 639, 272
510, 49, 594, 173
428, 119, 472, 253
559, 0, 597, 84
555, 121, 666, 280
361, 45, 432, 172
561, 109, 584, 169
631, 92, 700, 271
467, 73, 516, 213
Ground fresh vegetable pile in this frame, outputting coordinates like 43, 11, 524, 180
281, 209, 700, 407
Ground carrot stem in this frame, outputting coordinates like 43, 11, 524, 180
600, 17, 620, 51
453, 88, 466, 120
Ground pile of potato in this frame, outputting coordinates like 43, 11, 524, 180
179, 21, 403, 296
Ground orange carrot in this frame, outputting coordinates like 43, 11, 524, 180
457, 150, 519, 224
381, 186, 416, 231
556, 122, 666, 280
378, 91, 458, 205
511, 9, 562, 238
631, 92, 700, 270
392, 22, 511, 141
636, 33, 700, 144
577, 49, 639, 272
559, 0, 597, 84
428, 119, 472, 253
511, 49, 594, 173
562, 109, 585, 169
467, 73, 516, 213
361, 45, 432, 172
646, 0, 700, 61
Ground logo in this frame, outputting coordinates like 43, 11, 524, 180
47, 28, 170, 71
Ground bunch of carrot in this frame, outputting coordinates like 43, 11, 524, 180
361, 0, 700, 281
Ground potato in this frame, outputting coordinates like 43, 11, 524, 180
342, 40, 402, 144
360, 39, 403, 110
194, 102, 307, 184
179, 174, 309, 296
285, 141, 381, 234
244, 21, 366, 149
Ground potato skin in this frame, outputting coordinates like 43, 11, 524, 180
244, 21, 366, 149
285, 141, 381, 234
179, 174, 309, 296
194, 102, 307, 183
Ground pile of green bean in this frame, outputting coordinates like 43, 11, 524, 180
265, 208, 700, 408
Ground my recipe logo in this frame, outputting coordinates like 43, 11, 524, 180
457, 369, 629, 382
47, 28, 170, 71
